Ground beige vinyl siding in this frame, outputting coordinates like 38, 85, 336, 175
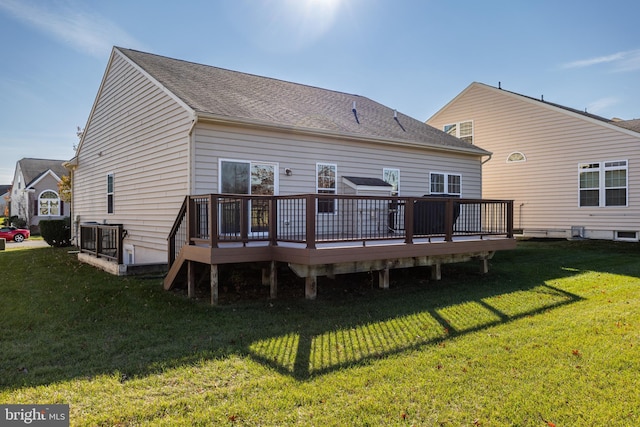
73, 52, 192, 263
192, 122, 482, 198
428, 83, 640, 238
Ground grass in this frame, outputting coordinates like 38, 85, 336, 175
0, 240, 638, 426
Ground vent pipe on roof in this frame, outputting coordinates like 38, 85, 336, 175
498, 81, 501, 89
352, 100, 360, 124
541, 95, 544, 101
393, 109, 406, 132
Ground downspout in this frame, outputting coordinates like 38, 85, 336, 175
481, 154, 492, 165
187, 115, 198, 195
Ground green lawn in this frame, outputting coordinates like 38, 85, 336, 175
0, 240, 638, 426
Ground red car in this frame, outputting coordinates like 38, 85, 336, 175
0, 226, 30, 243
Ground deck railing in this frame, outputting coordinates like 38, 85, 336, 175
168, 194, 514, 268
79, 223, 126, 264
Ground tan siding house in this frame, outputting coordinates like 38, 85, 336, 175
69, 48, 493, 267
428, 82, 640, 241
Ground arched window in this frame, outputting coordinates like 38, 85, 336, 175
39, 190, 61, 216
507, 152, 526, 163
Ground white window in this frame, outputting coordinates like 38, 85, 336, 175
444, 120, 473, 144
107, 173, 114, 214
430, 172, 462, 196
316, 163, 336, 213
383, 168, 400, 196
38, 190, 61, 216
507, 152, 526, 163
579, 160, 627, 207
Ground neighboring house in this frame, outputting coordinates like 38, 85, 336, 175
0, 185, 10, 217
427, 82, 640, 241
68, 48, 515, 299
10, 158, 69, 231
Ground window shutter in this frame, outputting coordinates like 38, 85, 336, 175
34, 200, 38, 216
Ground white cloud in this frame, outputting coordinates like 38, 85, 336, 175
0, 0, 144, 58
562, 49, 640, 72
586, 97, 619, 114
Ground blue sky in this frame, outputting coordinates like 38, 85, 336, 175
1, 0, 639, 184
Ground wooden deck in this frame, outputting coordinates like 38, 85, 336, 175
165, 194, 516, 303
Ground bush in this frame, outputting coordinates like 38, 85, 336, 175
39, 217, 71, 247
10, 216, 27, 229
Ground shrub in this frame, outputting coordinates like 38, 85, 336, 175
39, 217, 71, 247
10, 216, 27, 229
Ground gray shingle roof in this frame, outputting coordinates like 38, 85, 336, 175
116, 48, 489, 155
18, 158, 67, 187
612, 119, 640, 133
343, 176, 392, 187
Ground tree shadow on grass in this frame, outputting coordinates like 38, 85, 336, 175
4, 240, 634, 389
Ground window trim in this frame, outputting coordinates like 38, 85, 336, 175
38, 190, 61, 217
316, 162, 337, 214
444, 120, 474, 144
507, 152, 526, 163
383, 168, 400, 196
429, 171, 462, 196
218, 158, 279, 195
106, 172, 114, 214
578, 160, 628, 208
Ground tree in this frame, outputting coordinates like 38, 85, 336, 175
58, 175, 71, 203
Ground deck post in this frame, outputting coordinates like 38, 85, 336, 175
404, 198, 414, 244
210, 264, 219, 306
187, 261, 195, 298
480, 257, 489, 274
507, 200, 514, 238
305, 194, 316, 249
269, 260, 277, 299
431, 262, 442, 280
305, 276, 317, 300
444, 199, 453, 242
378, 267, 390, 289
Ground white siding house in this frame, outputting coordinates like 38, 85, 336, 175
69, 48, 502, 274
428, 82, 640, 241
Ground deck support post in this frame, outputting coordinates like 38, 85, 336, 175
269, 260, 277, 299
431, 262, 442, 281
187, 261, 196, 299
305, 276, 317, 300
480, 257, 489, 274
378, 268, 389, 289
210, 264, 219, 306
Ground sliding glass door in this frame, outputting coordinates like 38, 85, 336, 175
220, 160, 277, 234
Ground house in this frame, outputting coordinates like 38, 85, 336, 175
427, 82, 640, 241
0, 185, 10, 218
68, 48, 515, 301
9, 158, 70, 232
